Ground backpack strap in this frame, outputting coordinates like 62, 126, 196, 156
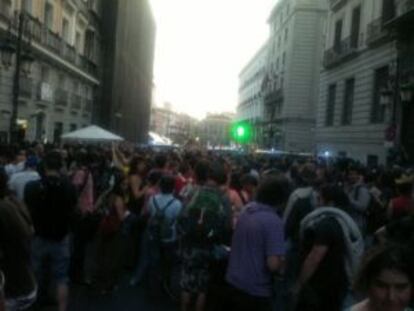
153, 196, 176, 215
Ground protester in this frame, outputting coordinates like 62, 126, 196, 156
146, 175, 182, 295
351, 244, 414, 311
388, 174, 413, 221
225, 174, 289, 311
347, 166, 371, 235
0, 168, 37, 311
24, 151, 77, 311
291, 184, 364, 311
7, 155, 40, 202
178, 161, 231, 311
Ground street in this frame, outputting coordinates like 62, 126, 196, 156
40, 281, 178, 311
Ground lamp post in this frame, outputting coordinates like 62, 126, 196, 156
0, 12, 34, 143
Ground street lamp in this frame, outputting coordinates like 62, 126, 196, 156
0, 12, 34, 143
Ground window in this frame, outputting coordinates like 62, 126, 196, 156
22, 0, 32, 14
342, 78, 355, 125
284, 28, 288, 42
62, 18, 70, 42
41, 66, 50, 83
334, 19, 343, 51
371, 66, 389, 123
282, 52, 286, 67
44, 2, 54, 30
351, 6, 361, 48
70, 123, 77, 132
382, 0, 396, 23
1, 0, 12, 17
58, 74, 66, 89
75, 32, 82, 53
325, 84, 336, 126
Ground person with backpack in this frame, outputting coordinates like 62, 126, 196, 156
0, 168, 37, 311
346, 166, 371, 236
282, 164, 317, 305
225, 174, 289, 311
291, 184, 364, 311
69, 150, 96, 284
178, 161, 232, 311
24, 151, 78, 311
146, 175, 182, 294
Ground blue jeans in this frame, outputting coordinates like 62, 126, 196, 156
32, 236, 70, 287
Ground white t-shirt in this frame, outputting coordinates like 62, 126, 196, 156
8, 170, 40, 202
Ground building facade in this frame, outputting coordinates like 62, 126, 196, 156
237, 43, 267, 146
100, 0, 156, 144
0, 0, 101, 143
263, 0, 327, 152
315, 0, 404, 165
150, 106, 198, 144
198, 113, 233, 147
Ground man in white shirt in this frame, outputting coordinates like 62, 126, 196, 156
8, 156, 40, 202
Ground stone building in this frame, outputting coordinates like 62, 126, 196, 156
0, 0, 101, 143
315, 0, 407, 165
263, 0, 328, 152
237, 43, 268, 147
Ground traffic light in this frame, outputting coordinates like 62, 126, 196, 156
231, 122, 253, 144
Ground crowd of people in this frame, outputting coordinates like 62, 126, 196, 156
0, 142, 413, 311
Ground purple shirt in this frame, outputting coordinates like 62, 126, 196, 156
226, 202, 285, 297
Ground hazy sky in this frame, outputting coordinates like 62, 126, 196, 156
149, 0, 277, 119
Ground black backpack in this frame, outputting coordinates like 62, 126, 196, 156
354, 186, 387, 234
285, 195, 314, 243
147, 197, 177, 243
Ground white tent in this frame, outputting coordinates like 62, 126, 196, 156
61, 125, 124, 142
148, 131, 172, 146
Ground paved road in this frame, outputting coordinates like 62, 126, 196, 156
40, 281, 178, 311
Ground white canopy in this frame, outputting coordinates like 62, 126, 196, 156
61, 125, 124, 142
148, 131, 172, 146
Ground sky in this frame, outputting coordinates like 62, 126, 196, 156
149, 0, 277, 119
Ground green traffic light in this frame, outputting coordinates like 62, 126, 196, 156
231, 122, 253, 144
237, 126, 245, 137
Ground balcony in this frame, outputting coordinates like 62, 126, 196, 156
62, 43, 76, 63
329, 0, 347, 11
70, 94, 82, 110
21, 13, 98, 78
366, 18, 391, 46
323, 36, 358, 69
396, 0, 414, 16
19, 77, 32, 98
55, 89, 68, 107
265, 88, 284, 106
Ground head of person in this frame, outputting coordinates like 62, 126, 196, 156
43, 151, 62, 174
129, 156, 147, 175
154, 153, 167, 170
255, 174, 290, 208
318, 183, 350, 211
159, 175, 175, 195
25, 155, 38, 171
16, 149, 26, 164
395, 175, 413, 197
354, 244, 414, 311
241, 173, 258, 195
296, 163, 317, 188
194, 160, 209, 185
348, 165, 365, 185
147, 170, 163, 187
74, 150, 89, 168
207, 162, 227, 187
